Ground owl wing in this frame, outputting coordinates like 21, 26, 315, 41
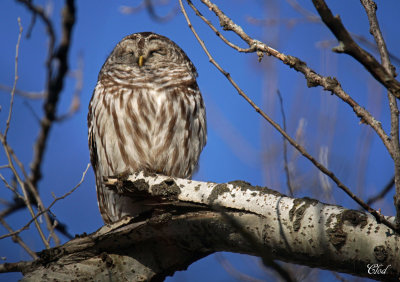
88, 126, 98, 173
88, 112, 113, 223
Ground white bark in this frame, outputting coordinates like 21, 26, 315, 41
2, 173, 399, 281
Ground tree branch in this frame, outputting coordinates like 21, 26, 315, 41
0, 164, 90, 241
311, 0, 400, 98
7, 0, 77, 246
3, 174, 399, 280
366, 176, 394, 206
28, 0, 76, 189
359, 0, 400, 227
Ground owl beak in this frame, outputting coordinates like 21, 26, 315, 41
138, 55, 144, 67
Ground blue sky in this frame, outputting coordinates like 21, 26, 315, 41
0, 0, 399, 281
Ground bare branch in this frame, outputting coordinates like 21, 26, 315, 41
0, 134, 49, 247
0, 260, 32, 274
359, 0, 400, 224
0, 17, 50, 248
0, 173, 23, 200
0, 219, 38, 259
311, 0, 400, 98
27, 0, 76, 190
366, 176, 394, 206
9, 0, 77, 245
185, 1, 256, 53
179, 0, 398, 232
3, 17, 22, 139
186, 1, 392, 157
0, 135, 55, 247
56, 52, 83, 122
0, 199, 25, 220
16, 0, 56, 70
0, 84, 45, 99
0, 163, 90, 241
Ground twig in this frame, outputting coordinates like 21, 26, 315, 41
0, 136, 54, 247
0, 17, 50, 248
0, 199, 25, 220
0, 173, 24, 200
179, 0, 399, 232
0, 219, 38, 259
56, 52, 83, 122
360, 0, 400, 224
1, 138, 70, 242
366, 176, 394, 206
0, 84, 45, 99
28, 0, 76, 190
0, 163, 90, 241
12, 0, 76, 244
277, 90, 294, 196
190, 1, 392, 159
25, 5, 37, 38
248, 1, 400, 66
353, 34, 400, 67
3, 18, 22, 139
0, 260, 32, 274
16, 0, 56, 76
186, 1, 256, 53
0, 135, 49, 247
287, 0, 400, 66
46, 219, 58, 244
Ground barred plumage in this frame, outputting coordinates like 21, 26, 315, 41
88, 32, 207, 223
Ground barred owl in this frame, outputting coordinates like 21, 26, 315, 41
88, 32, 207, 224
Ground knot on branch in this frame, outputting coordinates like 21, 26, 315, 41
207, 184, 229, 205
105, 174, 181, 202
105, 173, 150, 197
289, 197, 319, 232
342, 210, 368, 229
373, 245, 388, 262
285, 55, 308, 73
152, 179, 181, 200
332, 41, 346, 53
100, 252, 114, 268
37, 247, 64, 266
323, 76, 340, 92
327, 210, 368, 250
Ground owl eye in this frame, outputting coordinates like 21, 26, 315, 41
150, 48, 167, 56
115, 51, 135, 64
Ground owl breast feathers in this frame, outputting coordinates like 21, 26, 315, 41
88, 32, 207, 223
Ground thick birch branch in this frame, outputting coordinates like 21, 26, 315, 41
2, 173, 399, 281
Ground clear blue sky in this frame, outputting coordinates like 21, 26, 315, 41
0, 0, 399, 281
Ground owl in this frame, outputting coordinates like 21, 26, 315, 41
88, 32, 207, 224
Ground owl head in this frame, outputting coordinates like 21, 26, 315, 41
99, 32, 197, 78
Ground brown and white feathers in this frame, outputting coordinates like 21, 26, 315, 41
88, 32, 207, 223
